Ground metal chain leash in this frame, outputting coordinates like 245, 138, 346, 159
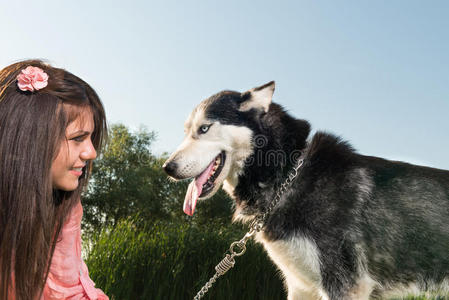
193, 158, 305, 300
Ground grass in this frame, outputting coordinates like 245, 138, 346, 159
86, 219, 285, 300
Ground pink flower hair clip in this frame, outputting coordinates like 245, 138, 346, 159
16, 66, 49, 92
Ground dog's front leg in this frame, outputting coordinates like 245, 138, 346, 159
287, 287, 318, 300
288, 289, 329, 300
286, 281, 329, 300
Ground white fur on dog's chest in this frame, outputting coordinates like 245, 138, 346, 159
256, 232, 329, 300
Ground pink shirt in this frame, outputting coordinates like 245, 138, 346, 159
42, 201, 108, 300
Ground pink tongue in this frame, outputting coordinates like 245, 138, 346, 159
183, 160, 215, 216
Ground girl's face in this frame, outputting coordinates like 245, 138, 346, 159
51, 111, 97, 191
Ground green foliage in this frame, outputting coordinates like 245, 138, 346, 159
86, 218, 286, 300
82, 124, 166, 232
82, 124, 234, 235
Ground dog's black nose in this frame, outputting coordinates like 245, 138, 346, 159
163, 161, 178, 176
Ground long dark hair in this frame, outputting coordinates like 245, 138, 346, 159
0, 60, 107, 300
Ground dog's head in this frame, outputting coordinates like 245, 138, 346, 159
163, 81, 275, 215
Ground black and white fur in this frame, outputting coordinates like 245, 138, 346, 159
163, 81, 449, 299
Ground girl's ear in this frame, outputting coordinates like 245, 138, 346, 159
238, 81, 275, 113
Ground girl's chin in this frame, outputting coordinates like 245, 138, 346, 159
53, 179, 80, 191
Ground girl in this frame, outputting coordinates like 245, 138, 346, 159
0, 60, 108, 300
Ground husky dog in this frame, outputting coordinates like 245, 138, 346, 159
163, 82, 449, 299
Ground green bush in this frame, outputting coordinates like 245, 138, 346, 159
86, 219, 286, 300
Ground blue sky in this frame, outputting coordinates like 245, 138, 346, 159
1, 0, 448, 169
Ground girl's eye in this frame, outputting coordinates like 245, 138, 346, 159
198, 124, 211, 134
71, 135, 86, 142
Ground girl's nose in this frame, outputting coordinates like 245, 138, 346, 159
80, 141, 97, 161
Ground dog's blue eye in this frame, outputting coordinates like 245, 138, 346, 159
199, 124, 211, 134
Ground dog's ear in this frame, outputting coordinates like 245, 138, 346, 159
239, 81, 275, 113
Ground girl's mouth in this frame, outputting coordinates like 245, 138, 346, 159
70, 167, 83, 177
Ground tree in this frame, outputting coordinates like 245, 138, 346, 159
82, 123, 235, 233
83, 124, 165, 231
